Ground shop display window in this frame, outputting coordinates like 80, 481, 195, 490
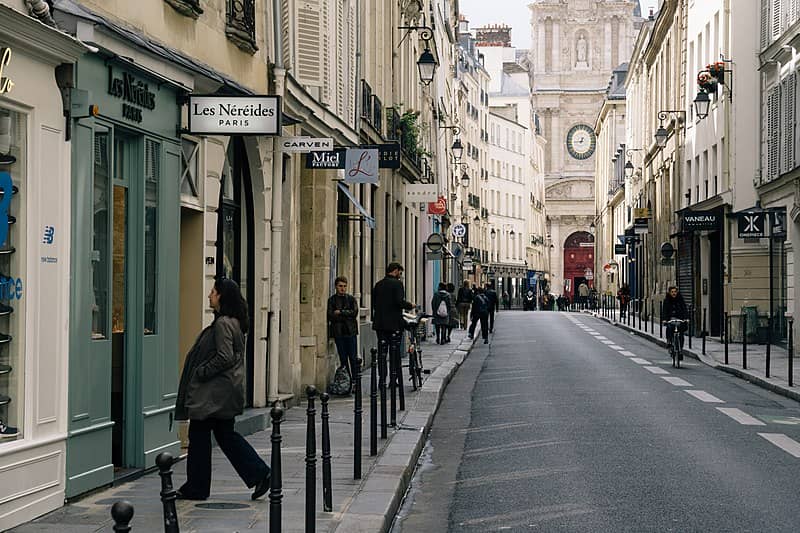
0, 106, 25, 442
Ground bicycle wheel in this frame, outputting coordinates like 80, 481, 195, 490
672, 337, 681, 368
415, 348, 424, 385
408, 350, 419, 391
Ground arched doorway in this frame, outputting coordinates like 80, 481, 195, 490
563, 231, 594, 301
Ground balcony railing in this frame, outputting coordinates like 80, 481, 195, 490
372, 95, 383, 136
360, 80, 372, 121
387, 107, 401, 140
226, 0, 257, 53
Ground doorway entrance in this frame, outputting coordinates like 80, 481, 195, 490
563, 231, 594, 302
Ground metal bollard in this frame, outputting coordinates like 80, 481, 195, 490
354, 356, 363, 479
389, 343, 398, 427
789, 318, 794, 387
644, 299, 648, 333
320, 393, 332, 512
378, 341, 387, 438
724, 312, 729, 365
638, 299, 642, 330
305, 386, 318, 533
651, 301, 654, 335
396, 347, 405, 412
111, 501, 134, 533
659, 301, 663, 339
688, 307, 693, 350
766, 317, 772, 378
155, 452, 180, 533
370, 348, 378, 454
742, 313, 748, 370
702, 308, 707, 355
269, 404, 284, 533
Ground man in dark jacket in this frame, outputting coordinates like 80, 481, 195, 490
327, 276, 359, 377
455, 281, 473, 329
468, 288, 491, 344
484, 283, 499, 333
663, 286, 689, 349
372, 263, 414, 426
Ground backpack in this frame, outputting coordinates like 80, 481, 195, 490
472, 294, 489, 315
436, 298, 449, 318
328, 366, 352, 396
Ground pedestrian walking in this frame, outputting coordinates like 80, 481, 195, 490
327, 276, 359, 389
175, 278, 270, 501
431, 283, 453, 344
446, 282, 458, 343
502, 291, 511, 310
578, 281, 589, 309
468, 288, 490, 344
455, 281, 473, 329
484, 283, 499, 333
617, 283, 631, 319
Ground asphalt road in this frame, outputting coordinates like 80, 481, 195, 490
391, 311, 800, 533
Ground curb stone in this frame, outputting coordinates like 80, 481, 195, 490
332, 337, 476, 533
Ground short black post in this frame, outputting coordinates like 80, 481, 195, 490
269, 405, 284, 533
724, 312, 729, 365
378, 342, 387, 438
156, 452, 179, 533
389, 343, 398, 427
370, 348, 378, 453
702, 308, 707, 355
111, 501, 134, 533
789, 318, 794, 387
688, 306, 693, 350
305, 385, 318, 533
353, 357, 363, 479
742, 313, 748, 370
396, 348, 405, 412
644, 299, 649, 333
766, 316, 772, 378
320, 392, 332, 512
638, 299, 642, 330
651, 301, 654, 335
659, 301, 664, 339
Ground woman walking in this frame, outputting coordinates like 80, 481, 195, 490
175, 278, 270, 501
446, 282, 458, 343
431, 282, 453, 344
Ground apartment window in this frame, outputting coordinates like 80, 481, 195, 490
226, 0, 258, 53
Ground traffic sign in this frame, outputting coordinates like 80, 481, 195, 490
425, 232, 445, 252
452, 224, 466, 238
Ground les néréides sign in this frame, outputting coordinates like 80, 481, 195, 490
107, 66, 156, 123
188, 95, 281, 135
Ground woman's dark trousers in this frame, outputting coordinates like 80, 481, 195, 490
435, 324, 447, 344
180, 418, 269, 498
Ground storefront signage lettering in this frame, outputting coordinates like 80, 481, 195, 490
107, 66, 156, 123
0, 275, 23, 300
737, 212, 766, 239
304, 144, 402, 170
0, 172, 12, 247
0, 47, 14, 94
344, 148, 379, 184
279, 137, 333, 152
682, 210, 720, 232
188, 95, 280, 135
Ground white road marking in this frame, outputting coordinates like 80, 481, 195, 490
758, 433, 800, 458
620, 350, 636, 357
609, 345, 624, 351
661, 376, 693, 387
644, 366, 670, 375
601, 340, 615, 345
685, 390, 725, 403
630, 358, 651, 365
595, 336, 608, 340
717, 408, 766, 426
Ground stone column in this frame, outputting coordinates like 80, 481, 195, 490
604, 18, 612, 70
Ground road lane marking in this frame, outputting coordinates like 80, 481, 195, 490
661, 376, 693, 387
717, 408, 766, 426
460, 421, 533, 433
620, 350, 636, 356
456, 504, 600, 528
630, 358, 651, 364
600, 340, 615, 345
452, 466, 582, 488
758, 433, 800, 458
595, 336, 608, 340
685, 390, 725, 403
464, 439, 570, 458
644, 366, 670, 375
609, 345, 624, 350
479, 375, 537, 383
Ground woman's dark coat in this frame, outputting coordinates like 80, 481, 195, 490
431, 290, 453, 326
175, 316, 246, 421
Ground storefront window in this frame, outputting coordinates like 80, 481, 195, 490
144, 139, 159, 335
0, 106, 25, 442
92, 126, 110, 339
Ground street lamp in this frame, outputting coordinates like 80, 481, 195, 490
654, 124, 669, 148
509, 229, 515, 239
451, 137, 463, 161
654, 110, 686, 148
461, 171, 470, 188
417, 47, 437, 85
589, 221, 596, 232
490, 228, 496, 239
624, 160, 635, 178
694, 90, 711, 120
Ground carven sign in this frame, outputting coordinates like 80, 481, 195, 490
188, 95, 281, 135
682, 211, 720, 232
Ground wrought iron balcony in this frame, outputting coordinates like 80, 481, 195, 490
226, 0, 258, 54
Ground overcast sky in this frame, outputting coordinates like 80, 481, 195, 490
459, 0, 660, 50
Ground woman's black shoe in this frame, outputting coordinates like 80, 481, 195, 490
175, 490, 207, 501
252, 472, 271, 500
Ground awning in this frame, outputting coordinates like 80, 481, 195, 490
337, 182, 375, 229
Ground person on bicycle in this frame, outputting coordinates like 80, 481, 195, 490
663, 286, 688, 353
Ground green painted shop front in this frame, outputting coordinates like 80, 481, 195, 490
66, 54, 181, 497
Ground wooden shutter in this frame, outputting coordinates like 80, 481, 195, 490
785, 72, 798, 173
295, 0, 324, 87
790, 0, 800, 26
346, 0, 357, 125
772, 0, 784, 40
320, 0, 332, 104
335, 0, 346, 115
767, 85, 780, 181
280, 0, 292, 68
761, 0, 772, 50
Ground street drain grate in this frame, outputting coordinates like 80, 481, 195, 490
195, 502, 251, 510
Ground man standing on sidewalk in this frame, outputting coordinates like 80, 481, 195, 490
484, 283, 499, 333
372, 263, 414, 425
455, 281, 473, 329
468, 288, 490, 344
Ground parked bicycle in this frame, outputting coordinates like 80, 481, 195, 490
666, 318, 688, 368
402, 309, 431, 390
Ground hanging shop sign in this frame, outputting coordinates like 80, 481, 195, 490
427, 195, 447, 215
279, 137, 333, 152
188, 95, 281, 135
614, 244, 627, 255
682, 210, 720, 232
633, 207, 651, 219
405, 184, 438, 203
344, 148, 379, 184
0, 47, 14, 95
634, 217, 649, 234
462, 257, 473, 271
304, 143, 402, 170
737, 212, 766, 239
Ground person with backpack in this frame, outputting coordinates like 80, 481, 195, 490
327, 276, 359, 394
431, 282, 453, 344
468, 287, 490, 344
446, 282, 458, 343
455, 280, 474, 329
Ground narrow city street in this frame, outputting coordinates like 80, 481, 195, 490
392, 311, 800, 533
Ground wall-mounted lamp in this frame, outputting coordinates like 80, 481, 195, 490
398, 25, 438, 86
461, 172, 470, 188
654, 110, 686, 148
694, 90, 711, 120
625, 148, 643, 178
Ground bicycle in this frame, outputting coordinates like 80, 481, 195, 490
402, 310, 430, 390
666, 318, 687, 368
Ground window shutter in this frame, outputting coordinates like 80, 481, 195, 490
767, 85, 781, 181
772, 0, 783, 40
320, 0, 333, 104
790, 0, 799, 26
787, 72, 798, 173
346, 0, 357, 125
295, 0, 324, 87
280, 0, 292, 68
761, 0, 772, 49
335, 0, 346, 115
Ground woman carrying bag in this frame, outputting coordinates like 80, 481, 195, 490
431, 282, 453, 344
175, 278, 270, 501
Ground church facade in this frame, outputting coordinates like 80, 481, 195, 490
529, 0, 642, 299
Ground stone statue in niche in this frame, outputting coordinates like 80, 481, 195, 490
575, 34, 589, 69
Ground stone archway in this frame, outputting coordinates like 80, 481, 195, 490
563, 231, 594, 300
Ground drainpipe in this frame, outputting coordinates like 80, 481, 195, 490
268, 0, 286, 403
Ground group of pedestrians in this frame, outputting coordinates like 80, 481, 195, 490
449, 281, 498, 344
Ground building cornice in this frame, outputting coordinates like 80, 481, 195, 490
0, 4, 88, 65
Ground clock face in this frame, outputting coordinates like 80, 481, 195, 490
566, 124, 597, 160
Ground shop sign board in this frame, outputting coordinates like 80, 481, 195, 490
406, 184, 438, 203
304, 143, 402, 170
682, 210, 720, 232
428, 196, 447, 215
737, 212, 766, 239
452, 224, 466, 238
188, 95, 281, 135
0, 47, 15, 94
425, 232, 445, 252
634, 207, 651, 219
634, 217, 649, 234
614, 244, 627, 255
344, 148, 379, 184
462, 257, 473, 271
279, 137, 333, 152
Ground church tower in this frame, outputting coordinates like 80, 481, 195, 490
529, 0, 641, 298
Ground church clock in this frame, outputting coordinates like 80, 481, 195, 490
566, 124, 596, 160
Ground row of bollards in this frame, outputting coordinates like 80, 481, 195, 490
111, 451, 182, 532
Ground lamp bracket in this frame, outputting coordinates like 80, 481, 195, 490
398, 25, 434, 45
657, 110, 687, 125
439, 124, 461, 136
